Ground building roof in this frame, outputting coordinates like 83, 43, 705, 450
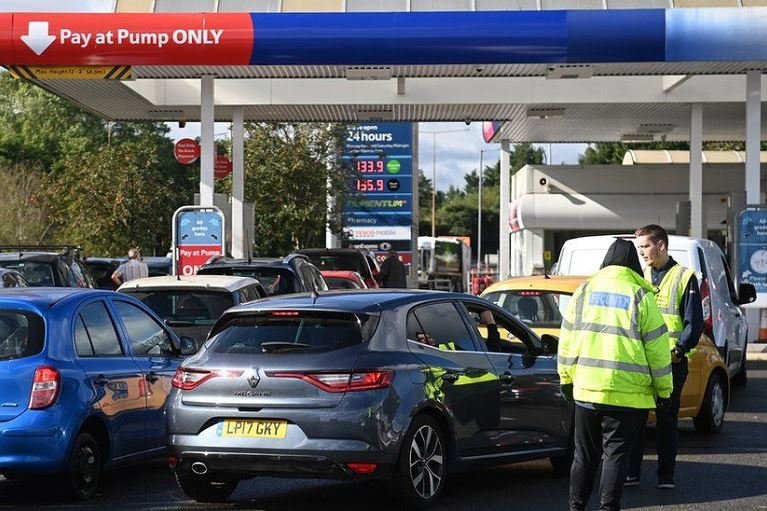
2, 3, 767, 142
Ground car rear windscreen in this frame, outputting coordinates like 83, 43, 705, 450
483, 290, 571, 329
126, 290, 234, 325
207, 311, 379, 354
303, 254, 368, 277
199, 267, 297, 295
0, 310, 45, 361
0, 261, 55, 287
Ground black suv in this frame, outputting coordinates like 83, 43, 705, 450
0, 246, 95, 288
197, 254, 327, 296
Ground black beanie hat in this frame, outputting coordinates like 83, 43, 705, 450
600, 238, 642, 276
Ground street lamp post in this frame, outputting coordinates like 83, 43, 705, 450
477, 148, 500, 272
421, 128, 470, 239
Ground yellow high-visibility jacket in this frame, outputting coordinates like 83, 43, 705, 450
645, 264, 696, 355
558, 265, 673, 409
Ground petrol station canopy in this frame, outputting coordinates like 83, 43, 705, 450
1, 1, 767, 143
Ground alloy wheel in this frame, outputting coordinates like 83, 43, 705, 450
711, 379, 725, 428
408, 424, 444, 499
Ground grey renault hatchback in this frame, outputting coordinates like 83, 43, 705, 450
166, 289, 572, 507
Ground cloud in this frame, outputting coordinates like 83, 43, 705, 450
417, 122, 587, 191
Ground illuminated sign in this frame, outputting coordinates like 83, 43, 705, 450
342, 123, 413, 260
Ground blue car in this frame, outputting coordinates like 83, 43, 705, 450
0, 288, 196, 499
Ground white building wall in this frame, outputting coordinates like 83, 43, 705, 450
508, 163, 766, 275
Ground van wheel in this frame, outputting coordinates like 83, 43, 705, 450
63, 432, 101, 500
394, 415, 447, 508
175, 467, 238, 503
693, 373, 726, 434
732, 343, 747, 387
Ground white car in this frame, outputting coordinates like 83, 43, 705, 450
555, 234, 756, 384
118, 275, 267, 349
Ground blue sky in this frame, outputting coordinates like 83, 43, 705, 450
169, 121, 587, 192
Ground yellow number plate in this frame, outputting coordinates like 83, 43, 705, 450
220, 420, 288, 439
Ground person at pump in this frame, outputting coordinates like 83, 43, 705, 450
111, 248, 149, 287
559, 238, 672, 511
627, 224, 703, 490
376, 249, 407, 288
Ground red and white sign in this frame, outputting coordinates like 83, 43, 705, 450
7, 13, 253, 65
174, 138, 200, 165
214, 155, 233, 178
178, 245, 223, 276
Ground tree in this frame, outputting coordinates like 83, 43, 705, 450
41, 128, 195, 256
230, 123, 349, 256
0, 162, 48, 244
0, 72, 104, 170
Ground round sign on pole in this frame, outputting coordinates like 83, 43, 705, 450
174, 138, 200, 164
214, 155, 233, 178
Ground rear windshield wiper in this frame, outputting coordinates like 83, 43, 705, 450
165, 319, 196, 327
260, 341, 311, 353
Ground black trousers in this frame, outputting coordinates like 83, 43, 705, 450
628, 356, 688, 482
570, 405, 648, 511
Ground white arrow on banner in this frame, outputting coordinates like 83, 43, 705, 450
21, 21, 56, 56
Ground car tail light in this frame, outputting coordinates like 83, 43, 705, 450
347, 463, 377, 474
171, 367, 244, 391
700, 277, 714, 343
29, 366, 60, 409
270, 370, 393, 393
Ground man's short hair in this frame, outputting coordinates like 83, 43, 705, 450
634, 224, 668, 247
128, 248, 140, 259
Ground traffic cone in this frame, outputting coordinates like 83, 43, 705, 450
759, 309, 767, 343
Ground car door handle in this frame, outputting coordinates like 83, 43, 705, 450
500, 373, 516, 385
94, 375, 109, 386
145, 371, 159, 383
441, 372, 461, 383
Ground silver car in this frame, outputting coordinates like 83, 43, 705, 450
166, 289, 571, 507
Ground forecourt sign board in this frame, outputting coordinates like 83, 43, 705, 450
342, 123, 414, 265
172, 205, 226, 276
3, 10, 767, 66
736, 207, 767, 303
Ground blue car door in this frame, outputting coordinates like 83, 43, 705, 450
110, 298, 184, 452
73, 299, 148, 459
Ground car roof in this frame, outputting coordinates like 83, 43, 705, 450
0, 252, 59, 262
297, 248, 366, 255
483, 275, 587, 295
561, 234, 700, 250
0, 287, 107, 311
118, 275, 260, 292
223, 288, 473, 315
321, 270, 365, 279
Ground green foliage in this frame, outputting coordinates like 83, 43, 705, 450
0, 72, 104, 169
235, 123, 348, 256
0, 162, 48, 244
42, 131, 194, 256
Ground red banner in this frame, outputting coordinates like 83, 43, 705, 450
177, 245, 223, 276
7, 13, 253, 65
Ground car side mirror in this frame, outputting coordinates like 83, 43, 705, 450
540, 334, 558, 355
179, 336, 199, 356
738, 283, 757, 305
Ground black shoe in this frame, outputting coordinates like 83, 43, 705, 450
657, 479, 675, 490
624, 476, 640, 487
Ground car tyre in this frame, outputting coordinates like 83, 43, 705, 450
693, 373, 726, 434
732, 341, 747, 387
175, 467, 238, 503
394, 415, 447, 509
63, 432, 101, 500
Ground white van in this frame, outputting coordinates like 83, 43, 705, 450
555, 234, 756, 384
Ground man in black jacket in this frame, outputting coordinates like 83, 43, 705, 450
376, 249, 407, 288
